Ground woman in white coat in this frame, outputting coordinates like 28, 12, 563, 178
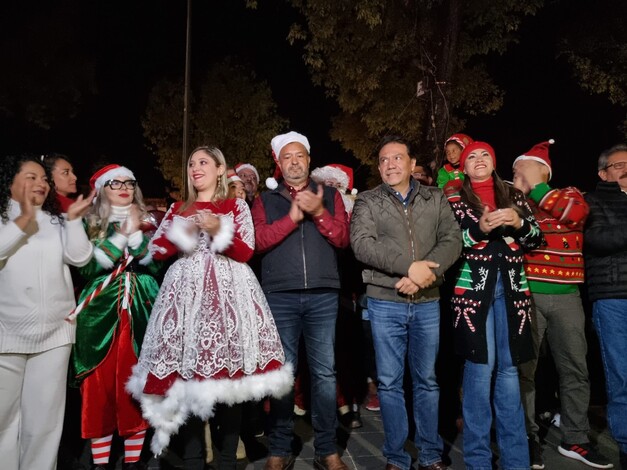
0, 154, 94, 470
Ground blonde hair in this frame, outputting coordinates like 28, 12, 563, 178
86, 183, 147, 241
179, 146, 228, 213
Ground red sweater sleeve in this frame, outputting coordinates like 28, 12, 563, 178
252, 195, 299, 253
311, 190, 350, 248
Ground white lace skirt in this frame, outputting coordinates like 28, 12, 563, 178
127, 250, 293, 455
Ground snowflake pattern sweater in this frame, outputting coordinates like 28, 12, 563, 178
447, 188, 543, 364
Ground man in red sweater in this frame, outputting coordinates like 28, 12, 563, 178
513, 140, 612, 470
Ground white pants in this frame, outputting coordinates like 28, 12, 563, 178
0, 344, 71, 470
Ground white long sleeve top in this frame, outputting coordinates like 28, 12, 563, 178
0, 200, 93, 353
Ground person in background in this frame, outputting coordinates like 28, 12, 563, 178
351, 135, 461, 470
253, 131, 350, 470
411, 159, 434, 186
227, 168, 247, 200
235, 162, 260, 206
437, 133, 473, 189
0, 154, 93, 470
40, 153, 89, 469
584, 143, 627, 470
71, 164, 161, 470
312, 163, 366, 428
128, 146, 292, 469
513, 140, 612, 469
445, 141, 542, 470
41, 153, 78, 212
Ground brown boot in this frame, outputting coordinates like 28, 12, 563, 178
313, 453, 350, 470
263, 455, 296, 470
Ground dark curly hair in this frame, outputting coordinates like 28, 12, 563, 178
0, 154, 63, 223
40, 153, 73, 193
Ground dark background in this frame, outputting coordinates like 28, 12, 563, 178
0, 0, 624, 196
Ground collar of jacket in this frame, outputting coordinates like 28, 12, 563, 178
379, 181, 433, 203
596, 180, 625, 194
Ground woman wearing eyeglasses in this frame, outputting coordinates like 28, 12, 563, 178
71, 164, 161, 470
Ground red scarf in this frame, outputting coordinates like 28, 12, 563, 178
57, 193, 76, 213
471, 177, 497, 211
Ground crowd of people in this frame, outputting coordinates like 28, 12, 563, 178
0, 131, 626, 470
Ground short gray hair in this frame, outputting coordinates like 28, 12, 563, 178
598, 144, 627, 171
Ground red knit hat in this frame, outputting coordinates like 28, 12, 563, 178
445, 133, 474, 150
513, 139, 555, 181
460, 142, 496, 171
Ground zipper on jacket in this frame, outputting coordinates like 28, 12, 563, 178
300, 224, 308, 288
391, 195, 419, 302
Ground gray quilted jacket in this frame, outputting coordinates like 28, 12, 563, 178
350, 182, 462, 303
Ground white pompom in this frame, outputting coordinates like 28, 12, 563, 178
266, 177, 278, 190
548, 139, 555, 145
351, 188, 358, 195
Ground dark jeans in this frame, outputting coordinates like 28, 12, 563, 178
265, 289, 339, 457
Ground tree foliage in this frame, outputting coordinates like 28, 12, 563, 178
283, 0, 544, 165
556, 0, 627, 136
142, 59, 288, 190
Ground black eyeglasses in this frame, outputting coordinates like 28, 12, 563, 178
604, 161, 627, 170
105, 179, 137, 190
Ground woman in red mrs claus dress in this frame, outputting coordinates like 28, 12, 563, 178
127, 146, 292, 458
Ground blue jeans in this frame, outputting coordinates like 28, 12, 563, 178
593, 299, 627, 454
462, 276, 529, 470
368, 297, 443, 469
265, 290, 339, 457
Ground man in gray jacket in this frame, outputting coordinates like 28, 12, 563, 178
351, 135, 461, 470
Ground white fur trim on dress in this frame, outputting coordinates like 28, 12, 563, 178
127, 230, 143, 250
94, 247, 115, 269
109, 231, 128, 250
166, 217, 198, 252
127, 362, 293, 456
210, 215, 234, 253
138, 250, 153, 266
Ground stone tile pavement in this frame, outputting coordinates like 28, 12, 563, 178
110, 405, 621, 469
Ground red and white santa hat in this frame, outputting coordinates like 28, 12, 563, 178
234, 163, 259, 182
310, 163, 358, 195
513, 139, 555, 181
89, 164, 136, 192
226, 168, 242, 184
266, 131, 311, 189
445, 133, 474, 150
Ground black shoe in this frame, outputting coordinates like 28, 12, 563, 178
528, 437, 545, 470
122, 461, 147, 470
558, 442, 614, 469
349, 411, 363, 429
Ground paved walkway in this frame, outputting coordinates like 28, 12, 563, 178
133, 405, 621, 469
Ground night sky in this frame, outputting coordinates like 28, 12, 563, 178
0, 1, 624, 196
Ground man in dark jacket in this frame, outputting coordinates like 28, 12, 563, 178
252, 131, 350, 470
584, 143, 627, 469
350, 135, 461, 470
